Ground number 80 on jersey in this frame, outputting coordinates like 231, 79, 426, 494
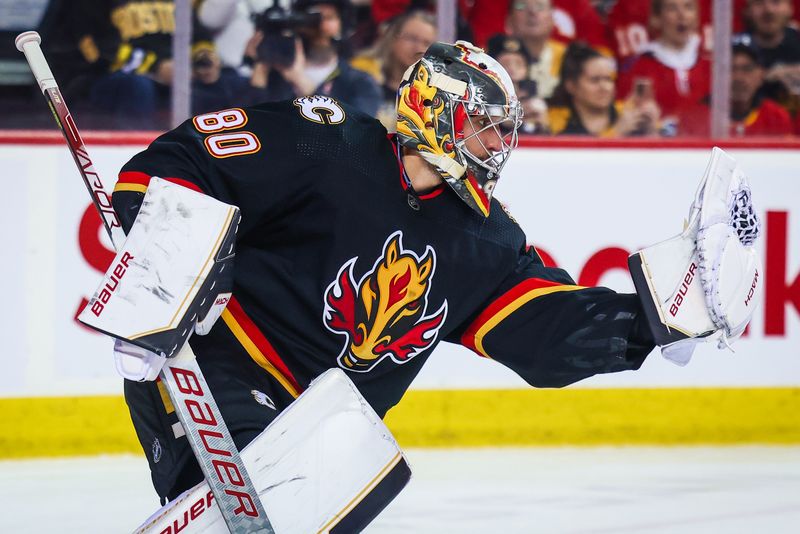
193, 108, 261, 159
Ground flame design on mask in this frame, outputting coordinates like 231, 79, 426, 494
323, 232, 448, 373
397, 65, 455, 159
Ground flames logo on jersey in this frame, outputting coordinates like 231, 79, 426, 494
323, 231, 448, 373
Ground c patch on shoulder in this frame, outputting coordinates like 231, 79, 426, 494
293, 95, 346, 125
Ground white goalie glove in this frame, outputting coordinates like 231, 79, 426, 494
628, 147, 763, 365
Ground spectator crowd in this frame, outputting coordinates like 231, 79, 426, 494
2, 0, 800, 137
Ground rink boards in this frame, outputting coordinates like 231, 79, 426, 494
0, 134, 798, 457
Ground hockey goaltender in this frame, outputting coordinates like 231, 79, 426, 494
81, 41, 763, 532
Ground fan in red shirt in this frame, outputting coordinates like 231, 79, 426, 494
443, 0, 610, 51
730, 34, 793, 136
617, 0, 711, 127
730, 96, 795, 135
607, 0, 800, 67
549, 0, 612, 53
608, 0, 713, 66
681, 34, 794, 136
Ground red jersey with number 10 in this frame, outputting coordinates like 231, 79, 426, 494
608, 0, 714, 66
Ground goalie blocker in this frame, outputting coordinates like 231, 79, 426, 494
629, 147, 763, 365
79, 177, 238, 379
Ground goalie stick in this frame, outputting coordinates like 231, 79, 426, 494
15, 31, 273, 534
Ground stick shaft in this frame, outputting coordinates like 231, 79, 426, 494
16, 31, 126, 248
16, 31, 273, 534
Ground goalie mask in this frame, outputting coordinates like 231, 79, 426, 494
396, 41, 523, 217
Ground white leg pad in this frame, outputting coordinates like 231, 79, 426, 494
134, 369, 411, 534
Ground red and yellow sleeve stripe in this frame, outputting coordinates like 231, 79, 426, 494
461, 278, 584, 359
221, 296, 302, 398
114, 171, 204, 195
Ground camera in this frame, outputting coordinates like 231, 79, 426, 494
253, 1, 322, 67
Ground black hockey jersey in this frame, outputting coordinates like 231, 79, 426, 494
113, 97, 653, 417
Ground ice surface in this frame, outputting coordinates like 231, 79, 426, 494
0, 447, 798, 533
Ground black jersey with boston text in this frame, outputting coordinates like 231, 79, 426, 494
113, 97, 653, 418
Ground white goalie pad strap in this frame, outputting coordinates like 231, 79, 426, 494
78, 177, 239, 357
420, 151, 467, 179
134, 369, 411, 534
629, 147, 763, 360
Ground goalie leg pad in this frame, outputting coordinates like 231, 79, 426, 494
79, 177, 239, 360
133, 369, 411, 534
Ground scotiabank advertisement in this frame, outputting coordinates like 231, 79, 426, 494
1, 139, 798, 396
